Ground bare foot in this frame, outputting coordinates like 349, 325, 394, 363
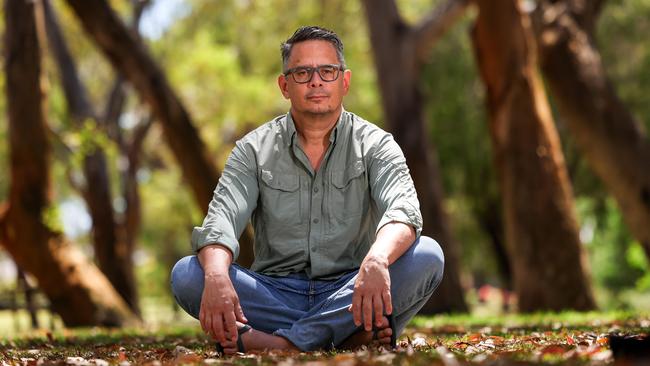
339, 316, 393, 350
219, 322, 299, 355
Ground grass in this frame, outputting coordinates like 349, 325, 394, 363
412, 309, 650, 331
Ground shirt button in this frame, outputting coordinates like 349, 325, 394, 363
313, 218, 319, 224
314, 187, 319, 193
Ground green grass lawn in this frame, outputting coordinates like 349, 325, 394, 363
1, 309, 648, 365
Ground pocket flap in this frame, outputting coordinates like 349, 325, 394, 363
261, 170, 300, 192
332, 161, 365, 189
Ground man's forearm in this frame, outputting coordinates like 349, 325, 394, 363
198, 244, 234, 276
364, 222, 416, 266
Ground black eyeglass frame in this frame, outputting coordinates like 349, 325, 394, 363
283, 64, 345, 84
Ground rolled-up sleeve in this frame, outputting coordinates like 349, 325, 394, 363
191, 141, 259, 260
368, 134, 423, 238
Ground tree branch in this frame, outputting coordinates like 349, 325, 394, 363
42, 0, 95, 121
65, 0, 220, 212
413, 0, 472, 64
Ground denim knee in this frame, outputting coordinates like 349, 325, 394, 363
170, 256, 192, 297
170, 255, 203, 318
416, 236, 445, 294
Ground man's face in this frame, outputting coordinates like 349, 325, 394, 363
278, 40, 351, 117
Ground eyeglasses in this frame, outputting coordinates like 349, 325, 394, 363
284, 64, 344, 84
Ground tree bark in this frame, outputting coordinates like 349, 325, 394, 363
471, 0, 595, 311
535, 0, 650, 260
1, 0, 137, 326
63, 0, 255, 266
41, 0, 140, 315
362, 0, 469, 313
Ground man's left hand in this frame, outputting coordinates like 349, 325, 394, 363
349, 254, 393, 331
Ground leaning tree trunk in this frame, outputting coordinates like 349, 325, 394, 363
471, 0, 595, 311
63, 0, 255, 266
42, 0, 139, 315
363, 0, 470, 313
0, 0, 136, 326
535, 0, 650, 260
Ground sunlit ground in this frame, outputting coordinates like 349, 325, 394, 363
0, 297, 196, 339
0, 290, 648, 366
2, 289, 650, 339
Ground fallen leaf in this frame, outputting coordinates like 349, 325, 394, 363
539, 345, 569, 355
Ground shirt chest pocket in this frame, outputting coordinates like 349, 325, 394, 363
260, 170, 303, 225
329, 161, 368, 220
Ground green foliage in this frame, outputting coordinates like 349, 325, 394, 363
136, 165, 202, 299
593, 1, 650, 300
41, 204, 63, 234
577, 198, 649, 309
598, 0, 650, 133
61, 120, 117, 170
626, 242, 650, 291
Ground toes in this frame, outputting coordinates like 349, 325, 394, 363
377, 316, 390, 329
221, 340, 237, 348
378, 335, 392, 344
377, 327, 392, 338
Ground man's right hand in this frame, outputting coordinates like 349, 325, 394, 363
199, 271, 247, 343
197, 244, 248, 343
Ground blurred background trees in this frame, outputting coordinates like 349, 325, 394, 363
0, 0, 649, 330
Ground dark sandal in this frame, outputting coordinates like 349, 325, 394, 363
387, 314, 397, 349
215, 324, 252, 355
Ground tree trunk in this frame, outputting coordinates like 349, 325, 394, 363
471, 0, 595, 311
474, 198, 512, 291
362, 0, 469, 313
42, 0, 139, 314
1, 0, 137, 326
17, 269, 39, 329
535, 0, 650, 260
63, 0, 255, 265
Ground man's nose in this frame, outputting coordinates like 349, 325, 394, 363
309, 71, 324, 87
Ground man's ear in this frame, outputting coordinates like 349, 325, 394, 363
278, 74, 290, 99
342, 69, 351, 95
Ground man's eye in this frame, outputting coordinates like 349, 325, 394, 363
294, 69, 309, 77
320, 67, 335, 76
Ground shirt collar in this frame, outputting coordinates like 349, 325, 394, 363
285, 108, 346, 147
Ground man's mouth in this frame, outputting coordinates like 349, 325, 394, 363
307, 94, 329, 100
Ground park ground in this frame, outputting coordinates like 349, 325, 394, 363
1, 306, 649, 365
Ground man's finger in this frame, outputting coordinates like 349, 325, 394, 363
212, 313, 226, 343
362, 296, 373, 331
199, 308, 207, 332
351, 292, 362, 326
373, 294, 383, 327
235, 301, 248, 323
382, 290, 393, 315
202, 313, 214, 338
224, 310, 238, 342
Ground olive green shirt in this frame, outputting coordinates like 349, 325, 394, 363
191, 110, 422, 279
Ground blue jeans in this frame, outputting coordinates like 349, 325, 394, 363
170, 236, 444, 351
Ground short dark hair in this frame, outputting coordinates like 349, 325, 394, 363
281, 26, 346, 72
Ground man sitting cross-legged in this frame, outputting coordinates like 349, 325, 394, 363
171, 25, 444, 354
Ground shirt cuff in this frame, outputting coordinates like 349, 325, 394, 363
376, 203, 423, 238
191, 226, 240, 260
